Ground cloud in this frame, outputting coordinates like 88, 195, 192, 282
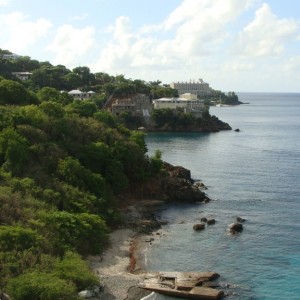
234, 3, 299, 57
0, 0, 10, 6
0, 12, 52, 52
93, 0, 254, 74
47, 24, 96, 66
69, 13, 88, 22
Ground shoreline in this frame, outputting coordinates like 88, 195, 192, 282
87, 201, 166, 300
87, 163, 210, 299
88, 228, 151, 300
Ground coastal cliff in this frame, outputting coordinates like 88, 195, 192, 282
148, 110, 232, 133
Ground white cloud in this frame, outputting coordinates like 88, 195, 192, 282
69, 13, 88, 21
234, 3, 299, 57
47, 25, 96, 66
0, 12, 52, 52
0, 0, 10, 6
93, 0, 254, 74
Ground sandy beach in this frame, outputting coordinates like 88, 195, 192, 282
88, 228, 154, 300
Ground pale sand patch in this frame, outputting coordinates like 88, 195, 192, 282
87, 229, 150, 300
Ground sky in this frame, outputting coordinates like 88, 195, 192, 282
0, 0, 300, 92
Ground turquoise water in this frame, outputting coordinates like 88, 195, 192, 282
143, 93, 300, 300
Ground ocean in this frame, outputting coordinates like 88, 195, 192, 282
142, 93, 300, 300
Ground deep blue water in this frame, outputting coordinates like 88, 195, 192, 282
142, 93, 300, 300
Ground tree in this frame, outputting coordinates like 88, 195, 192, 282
72, 66, 94, 86
66, 100, 98, 117
0, 127, 29, 175
63, 72, 82, 90
37, 87, 62, 102
41, 211, 108, 255
39, 101, 65, 118
0, 80, 38, 105
94, 72, 112, 84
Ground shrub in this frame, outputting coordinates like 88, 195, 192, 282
0, 226, 41, 252
54, 251, 98, 290
6, 271, 77, 300
41, 211, 108, 255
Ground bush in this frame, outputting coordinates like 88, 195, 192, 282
0, 226, 41, 252
6, 272, 77, 300
54, 251, 98, 290
41, 211, 108, 255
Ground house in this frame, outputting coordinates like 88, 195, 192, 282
68, 90, 96, 100
2, 53, 22, 60
12, 72, 32, 81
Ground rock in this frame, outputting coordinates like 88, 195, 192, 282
0, 291, 11, 300
193, 223, 205, 231
234, 128, 240, 132
194, 181, 208, 190
162, 176, 207, 202
163, 162, 193, 182
78, 285, 104, 299
207, 219, 216, 225
236, 216, 246, 223
204, 197, 210, 203
229, 222, 243, 233
78, 290, 94, 298
201, 217, 208, 222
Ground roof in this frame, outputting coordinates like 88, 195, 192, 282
68, 90, 83, 94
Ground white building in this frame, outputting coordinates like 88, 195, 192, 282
2, 53, 22, 60
170, 79, 211, 96
68, 90, 95, 100
12, 72, 32, 81
153, 96, 205, 118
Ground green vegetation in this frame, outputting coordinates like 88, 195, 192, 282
151, 108, 230, 131
0, 51, 166, 299
202, 90, 242, 106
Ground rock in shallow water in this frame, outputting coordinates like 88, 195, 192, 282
229, 222, 243, 233
193, 223, 205, 231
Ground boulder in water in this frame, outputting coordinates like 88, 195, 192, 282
229, 222, 243, 233
193, 223, 205, 231
207, 219, 216, 225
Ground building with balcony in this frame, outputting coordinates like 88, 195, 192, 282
170, 79, 211, 96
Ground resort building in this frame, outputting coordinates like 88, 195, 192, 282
170, 79, 211, 96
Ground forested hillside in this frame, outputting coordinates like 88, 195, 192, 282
0, 75, 163, 299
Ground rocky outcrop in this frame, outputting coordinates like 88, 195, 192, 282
125, 162, 210, 204
161, 176, 207, 202
161, 162, 209, 202
163, 162, 193, 183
